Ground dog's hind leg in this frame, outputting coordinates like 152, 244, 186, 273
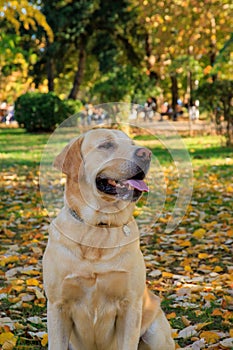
140, 311, 175, 350
140, 289, 175, 350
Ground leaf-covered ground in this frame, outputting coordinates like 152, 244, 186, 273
0, 129, 233, 349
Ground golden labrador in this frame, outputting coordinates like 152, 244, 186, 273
43, 128, 175, 350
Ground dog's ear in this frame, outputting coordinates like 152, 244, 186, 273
53, 136, 83, 179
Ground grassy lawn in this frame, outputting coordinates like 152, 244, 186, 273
0, 128, 233, 349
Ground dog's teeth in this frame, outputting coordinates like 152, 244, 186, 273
108, 179, 117, 186
116, 184, 124, 189
107, 179, 134, 191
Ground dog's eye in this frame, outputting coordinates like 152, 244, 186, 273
98, 141, 115, 150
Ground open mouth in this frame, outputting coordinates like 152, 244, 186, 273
96, 170, 149, 201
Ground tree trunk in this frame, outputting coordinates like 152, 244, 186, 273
45, 35, 55, 92
68, 42, 86, 100
187, 46, 193, 104
145, 32, 159, 81
224, 98, 233, 147
209, 13, 217, 82
170, 73, 178, 111
47, 57, 55, 92
187, 70, 193, 104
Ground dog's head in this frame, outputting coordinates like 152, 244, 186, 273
54, 128, 151, 224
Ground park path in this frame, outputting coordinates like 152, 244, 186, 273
136, 119, 216, 135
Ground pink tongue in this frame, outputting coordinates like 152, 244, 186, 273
126, 179, 149, 192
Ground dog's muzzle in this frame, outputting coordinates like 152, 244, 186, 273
96, 147, 151, 202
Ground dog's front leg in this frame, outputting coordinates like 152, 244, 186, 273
116, 301, 142, 350
47, 301, 73, 350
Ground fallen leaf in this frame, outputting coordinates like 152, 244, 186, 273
193, 228, 206, 239
0, 332, 17, 348
199, 330, 220, 344
178, 325, 197, 339
219, 337, 233, 348
41, 333, 48, 347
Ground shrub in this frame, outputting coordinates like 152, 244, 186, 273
15, 92, 81, 132
64, 99, 83, 115
60, 99, 83, 127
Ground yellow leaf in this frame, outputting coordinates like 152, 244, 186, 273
133, 209, 141, 217
11, 285, 24, 292
22, 270, 41, 276
0, 332, 17, 347
211, 309, 223, 317
28, 257, 38, 264
223, 311, 233, 320
159, 217, 168, 223
229, 329, 233, 337
196, 322, 212, 331
200, 330, 220, 344
227, 229, 233, 237
205, 221, 218, 229
193, 228, 206, 239
3, 229, 16, 238
180, 241, 191, 247
204, 293, 216, 301
41, 333, 48, 347
26, 278, 39, 286
172, 330, 178, 338
167, 312, 176, 319
214, 265, 223, 272
0, 256, 19, 267
14, 322, 25, 330
162, 272, 173, 278
198, 253, 209, 259
226, 185, 233, 193
2, 337, 17, 350
12, 279, 24, 285
9, 296, 21, 304
184, 265, 192, 272
22, 302, 32, 308
181, 316, 191, 326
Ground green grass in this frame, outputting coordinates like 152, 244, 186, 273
0, 129, 50, 168
1, 128, 232, 169
134, 133, 233, 167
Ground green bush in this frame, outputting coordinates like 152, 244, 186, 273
59, 99, 83, 127
64, 99, 83, 115
15, 92, 81, 132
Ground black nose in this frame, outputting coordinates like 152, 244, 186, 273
135, 147, 152, 161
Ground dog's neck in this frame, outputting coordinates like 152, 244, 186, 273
51, 206, 140, 248
68, 206, 132, 229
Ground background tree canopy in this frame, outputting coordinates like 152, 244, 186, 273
0, 0, 232, 133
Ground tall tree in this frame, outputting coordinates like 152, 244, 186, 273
0, 0, 53, 101
0, 0, 53, 41
32, 0, 141, 99
131, 0, 233, 105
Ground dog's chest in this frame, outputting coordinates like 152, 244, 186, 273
61, 249, 131, 304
